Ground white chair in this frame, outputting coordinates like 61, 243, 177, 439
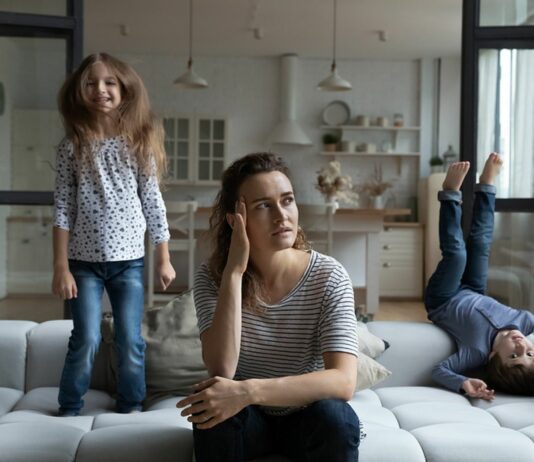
146, 201, 198, 307
298, 202, 337, 255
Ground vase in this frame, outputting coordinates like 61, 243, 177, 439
369, 195, 384, 209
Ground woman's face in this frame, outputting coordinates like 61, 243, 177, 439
237, 171, 299, 253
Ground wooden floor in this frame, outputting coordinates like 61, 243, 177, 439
0, 294, 428, 323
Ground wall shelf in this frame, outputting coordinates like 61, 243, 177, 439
321, 125, 420, 132
320, 151, 420, 157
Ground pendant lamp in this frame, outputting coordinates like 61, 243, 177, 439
317, 0, 351, 91
174, 0, 208, 89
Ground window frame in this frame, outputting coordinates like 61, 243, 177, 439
461, 0, 534, 226
0, 0, 83, 206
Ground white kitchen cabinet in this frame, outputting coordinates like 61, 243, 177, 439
379, 223, 423, 298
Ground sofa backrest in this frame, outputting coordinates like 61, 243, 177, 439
25, 320, 112, 392
0, 321, 37, 390
367, 321, 456, 387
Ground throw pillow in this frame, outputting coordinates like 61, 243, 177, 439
356, 352, 392, 391
356, 322, 388, 359
142, 290, 209, 408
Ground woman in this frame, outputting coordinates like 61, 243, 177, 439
177, 153, 360, 462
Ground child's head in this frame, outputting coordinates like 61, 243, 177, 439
487, 330, 534, 395
58, 52, 166, 180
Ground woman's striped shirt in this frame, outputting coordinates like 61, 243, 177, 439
193, 250, 359, 384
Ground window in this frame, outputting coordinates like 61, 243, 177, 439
163, 116, 227, 185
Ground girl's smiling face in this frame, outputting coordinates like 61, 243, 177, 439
83, 61, 122, 114
238, 171, 299, 254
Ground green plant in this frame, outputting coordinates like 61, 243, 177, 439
322, 132, 340, 145
429, 156, 444, 166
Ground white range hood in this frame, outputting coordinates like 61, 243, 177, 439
269, 53, 312, 146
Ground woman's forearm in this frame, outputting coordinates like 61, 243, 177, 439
244, 356, 357, 407
201, 269, 243, 378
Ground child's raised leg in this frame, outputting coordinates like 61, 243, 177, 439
461, 153, 502, 294
424, 162, 471, 314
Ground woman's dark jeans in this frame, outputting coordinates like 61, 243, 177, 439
193, 399, 360, 462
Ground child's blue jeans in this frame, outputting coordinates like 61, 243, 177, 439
58, 257, 146, 415
193, 399, 360, 462
424, 184, 496, 313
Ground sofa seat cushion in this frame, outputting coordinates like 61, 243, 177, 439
359, 424, 426, 462
522, 425, 534, 442
0, 409, 93, 431
0, 387, 23, 416
93, 407, 191, 430
13, 387, 115, 416
392, 402, 499, 431
0, 421, 85, 462
485, 402, 534, 430
0, 321, 36, 391
75, 424, 194, 462
375, 386, 468, 409
349, 402, 399, 428
412, 423, 534, 462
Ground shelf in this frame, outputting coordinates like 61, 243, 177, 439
321, 125, 420, 132
320, 151, 420, 157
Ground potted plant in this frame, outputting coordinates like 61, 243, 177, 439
322, 132, 340, 152
358, 163, 394, 209
429, 155, 444, 173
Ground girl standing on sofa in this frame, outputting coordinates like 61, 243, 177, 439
52, 53, 175, 416
177, 153, 360, 462
425, 154, 534, 400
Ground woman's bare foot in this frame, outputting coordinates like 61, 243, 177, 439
479, 152, 503, 185
443, 161, 470, 191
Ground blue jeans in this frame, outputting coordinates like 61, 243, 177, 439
58, 258, 146, 414
193, 399, 360, 462
424, 184, 496, 313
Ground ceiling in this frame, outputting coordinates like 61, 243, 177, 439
85, 0, 463, 60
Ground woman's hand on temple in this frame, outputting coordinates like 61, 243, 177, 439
226, 198, 249, 275
176, 376, 250, 429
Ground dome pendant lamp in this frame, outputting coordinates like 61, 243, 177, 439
174, 0, 208, 89
317, 0, 351, 91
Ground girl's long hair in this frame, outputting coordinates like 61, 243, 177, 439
57, 52, 166, 181
208, 153, 310, 311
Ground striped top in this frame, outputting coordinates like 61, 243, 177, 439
194, 251, 359, 385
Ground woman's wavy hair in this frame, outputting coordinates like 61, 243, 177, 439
57, 52, 166, 182
208, 152, 310, 310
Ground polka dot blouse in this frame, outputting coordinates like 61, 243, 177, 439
53, 137, 170, 262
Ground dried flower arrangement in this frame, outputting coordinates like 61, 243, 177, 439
359, 163, 394, 198
316, 161, 359, 205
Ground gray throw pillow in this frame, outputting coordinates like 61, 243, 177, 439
100, 290, 209, 408
142, 290, 209, 408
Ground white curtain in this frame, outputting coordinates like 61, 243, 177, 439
511, 50, 534, 198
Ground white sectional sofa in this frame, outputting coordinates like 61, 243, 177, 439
1, 319, 534, 462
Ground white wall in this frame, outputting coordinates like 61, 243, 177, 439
111, 52, 425, 210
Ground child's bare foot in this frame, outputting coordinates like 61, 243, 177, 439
443, 161, 470, 191
479, 152, 503, 185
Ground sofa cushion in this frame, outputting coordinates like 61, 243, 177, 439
485, 402, 534, 430
392, 402, 499, 431
0, 321, 36, 390
13, 387, 115, 416
0, 410, 93, 432
366, 322, 456, 387
0, 421, 85, 462
25, 320, 110, 392
93, 407, 191, 430
0, 387, 24, 416
375, 386, 468, 409
75, 424, 194, 462
412, 423, 534, 462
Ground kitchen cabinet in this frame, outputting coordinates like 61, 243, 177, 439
380, 223, 423, 298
